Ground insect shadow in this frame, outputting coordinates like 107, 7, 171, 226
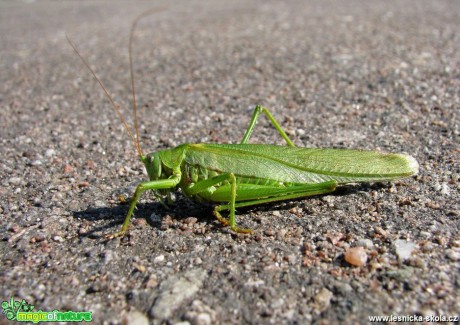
73, 182, 390, 238
73, 195, 209, 239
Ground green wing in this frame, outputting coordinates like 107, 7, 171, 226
184, 143, 418, 184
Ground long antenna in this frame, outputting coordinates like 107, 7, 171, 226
67, 8, 165, 158
129, 9, 163, 158
66, 34, 143, 157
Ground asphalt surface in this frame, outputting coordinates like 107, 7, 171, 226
1, 1, 459, 324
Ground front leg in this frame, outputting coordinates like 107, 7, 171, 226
108, 174, 181, 238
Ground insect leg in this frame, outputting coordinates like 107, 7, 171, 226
240, 105, 295, 147
108, 174, 181, 238
211, 181, 337, 202
214, 181, 337, 233
211, 173, 247, 233
183, 173, 243, 233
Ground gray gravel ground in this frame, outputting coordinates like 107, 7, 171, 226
1, 1, 459, 324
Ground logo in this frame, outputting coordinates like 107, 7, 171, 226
1, 297, 92, 323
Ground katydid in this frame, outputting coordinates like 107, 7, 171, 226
68, 14, 419, 236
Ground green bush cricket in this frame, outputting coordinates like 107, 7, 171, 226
68, 13, 419, 237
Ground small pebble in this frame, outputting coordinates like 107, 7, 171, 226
184, 217, 198, 225
313, 288, 333, 311
9, 177, 22, 185
192, 313, 212, 325
30, 160, 43, 166
296, 129, 305, 136
153, 255, 165, 263
421, 242, 434, 252
445, 249, 460, 261
355, 239, 374, 249
344, 246, 368, 266
64, 164, 73, 173
394, 239, 416, 260
52, 235, 64, 243
440, 182, 450, 195
124, 310, 149, 325
45, 148, 56, 157
374, 227, 387, 237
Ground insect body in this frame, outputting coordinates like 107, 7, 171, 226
121, 105, 418, 235
68, 14, 418, 237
